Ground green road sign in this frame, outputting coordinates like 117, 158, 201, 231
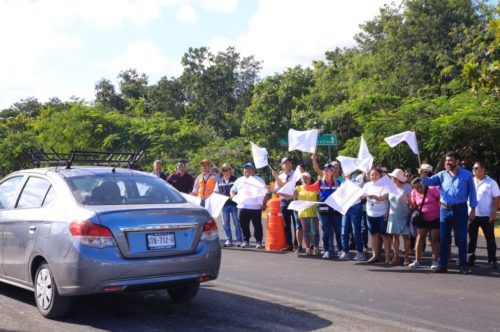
279, 134, 338, 147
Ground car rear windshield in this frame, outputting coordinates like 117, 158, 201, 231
65, 173, 186, 205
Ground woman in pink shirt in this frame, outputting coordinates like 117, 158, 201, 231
408, 177, 441, 270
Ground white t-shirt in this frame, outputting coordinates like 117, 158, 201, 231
274, 170, 294, 191
231, 175, 267, 210
473, 176, 500, 217
364, 182, 389, 217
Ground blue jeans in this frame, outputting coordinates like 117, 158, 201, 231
281, 201, 296, 246
342, 203, 363, 253
301, 217, 319, 248
440, 204, 468, 268
222, 204, 242, 242
318, 211, 343, 252
361, 205, 368, 249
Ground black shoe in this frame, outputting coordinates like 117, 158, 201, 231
489, 261, 498, 269
467, 255, 475, 266
459, 266, 470, 275
433, 266, 448, 273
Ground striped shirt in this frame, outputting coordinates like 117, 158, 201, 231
422, 167, 477, 208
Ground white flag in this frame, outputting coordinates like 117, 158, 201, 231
250, 142, 269, 169
277, 166, 303, 196
181, 193, 202, 206
288, 129, 319, 153
357, 136, 374, 173
232, 177, 268, 206
384, 131, 419, 155
324, 180, 365, 215
364, 175, 399, 196
204, 192, 230, 218
336, 156, 360, 176
287, 200, 320, 212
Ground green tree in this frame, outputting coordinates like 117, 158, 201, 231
180, 46, 261, 138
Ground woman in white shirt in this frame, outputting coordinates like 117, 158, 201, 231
363, 167, 390, 264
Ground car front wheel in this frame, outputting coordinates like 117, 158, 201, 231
167, 282, 200, 303
34, 263, 71, 318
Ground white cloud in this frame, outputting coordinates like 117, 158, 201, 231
176, 4, 198, 22
234, 0, 390, 74
198, 0, 239, 13
110, 41, 182, 80
0, 0, 180, 109
208, 36, 232, 54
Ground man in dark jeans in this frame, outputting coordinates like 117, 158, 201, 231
467, 161, 499, 269
272, 157, 297, 251
230, 163, 269, 249
423, 151, 477, 274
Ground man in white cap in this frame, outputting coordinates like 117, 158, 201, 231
231, 163, 269, 249
272, 157, 297, 251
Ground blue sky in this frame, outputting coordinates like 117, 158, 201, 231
0, 0, 393, 109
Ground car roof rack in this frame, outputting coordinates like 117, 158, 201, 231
28, 148, 144, 169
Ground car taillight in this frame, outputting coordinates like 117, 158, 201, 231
69, 221, 116, 248
201, 218, 218, 241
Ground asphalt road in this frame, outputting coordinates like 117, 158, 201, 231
0, 231, 498, 331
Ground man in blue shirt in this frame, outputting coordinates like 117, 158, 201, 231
422, 151, 477, 274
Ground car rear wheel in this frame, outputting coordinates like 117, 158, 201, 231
34, 263, 71, 318
167, 282, 200, 303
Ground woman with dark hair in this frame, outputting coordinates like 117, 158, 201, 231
408, 177, 441, 270
362, 167, 391, 264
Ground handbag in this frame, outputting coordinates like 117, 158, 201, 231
410, 187, 428, 226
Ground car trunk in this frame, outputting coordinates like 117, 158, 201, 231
91, 204, 210, 258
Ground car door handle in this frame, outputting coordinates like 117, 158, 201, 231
29, 225, 37, 233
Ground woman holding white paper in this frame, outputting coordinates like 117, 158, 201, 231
306, 153, 343, 259
362, 167, 391, 264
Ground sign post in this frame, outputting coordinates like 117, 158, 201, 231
279, 133, 338, 160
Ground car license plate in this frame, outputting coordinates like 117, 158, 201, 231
146, 232, 176, 250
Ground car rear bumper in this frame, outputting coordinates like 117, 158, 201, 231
51, 240, 221, 296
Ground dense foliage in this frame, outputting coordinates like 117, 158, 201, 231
1, 0, 498, 179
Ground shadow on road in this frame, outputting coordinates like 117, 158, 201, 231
0, 283, 332, 331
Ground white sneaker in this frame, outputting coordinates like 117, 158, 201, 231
353, 252, 366, 261
255, 242, 264, 249
235, 242, 242, 247
430, 261, 439, 270
240, 241, 250, 248
339, 252, 350, 261
223, 240, 232, 247
408, 260, 420, 270
322, 251, 330, 259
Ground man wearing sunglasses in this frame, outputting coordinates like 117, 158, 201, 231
468, 161, 499, 269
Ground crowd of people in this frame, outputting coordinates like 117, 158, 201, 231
152, 151, 499, 275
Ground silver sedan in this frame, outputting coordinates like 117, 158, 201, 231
0, 167, 221, 318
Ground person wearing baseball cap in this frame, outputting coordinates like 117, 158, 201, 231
272, 156, 298, 251
230, 162, 269, 249
306, 152, 343, 259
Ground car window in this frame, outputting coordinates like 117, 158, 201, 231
42, 186, 56, 207
17, 177, 52, 209
0, 176, 24, 209
65, 173, 186, 205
